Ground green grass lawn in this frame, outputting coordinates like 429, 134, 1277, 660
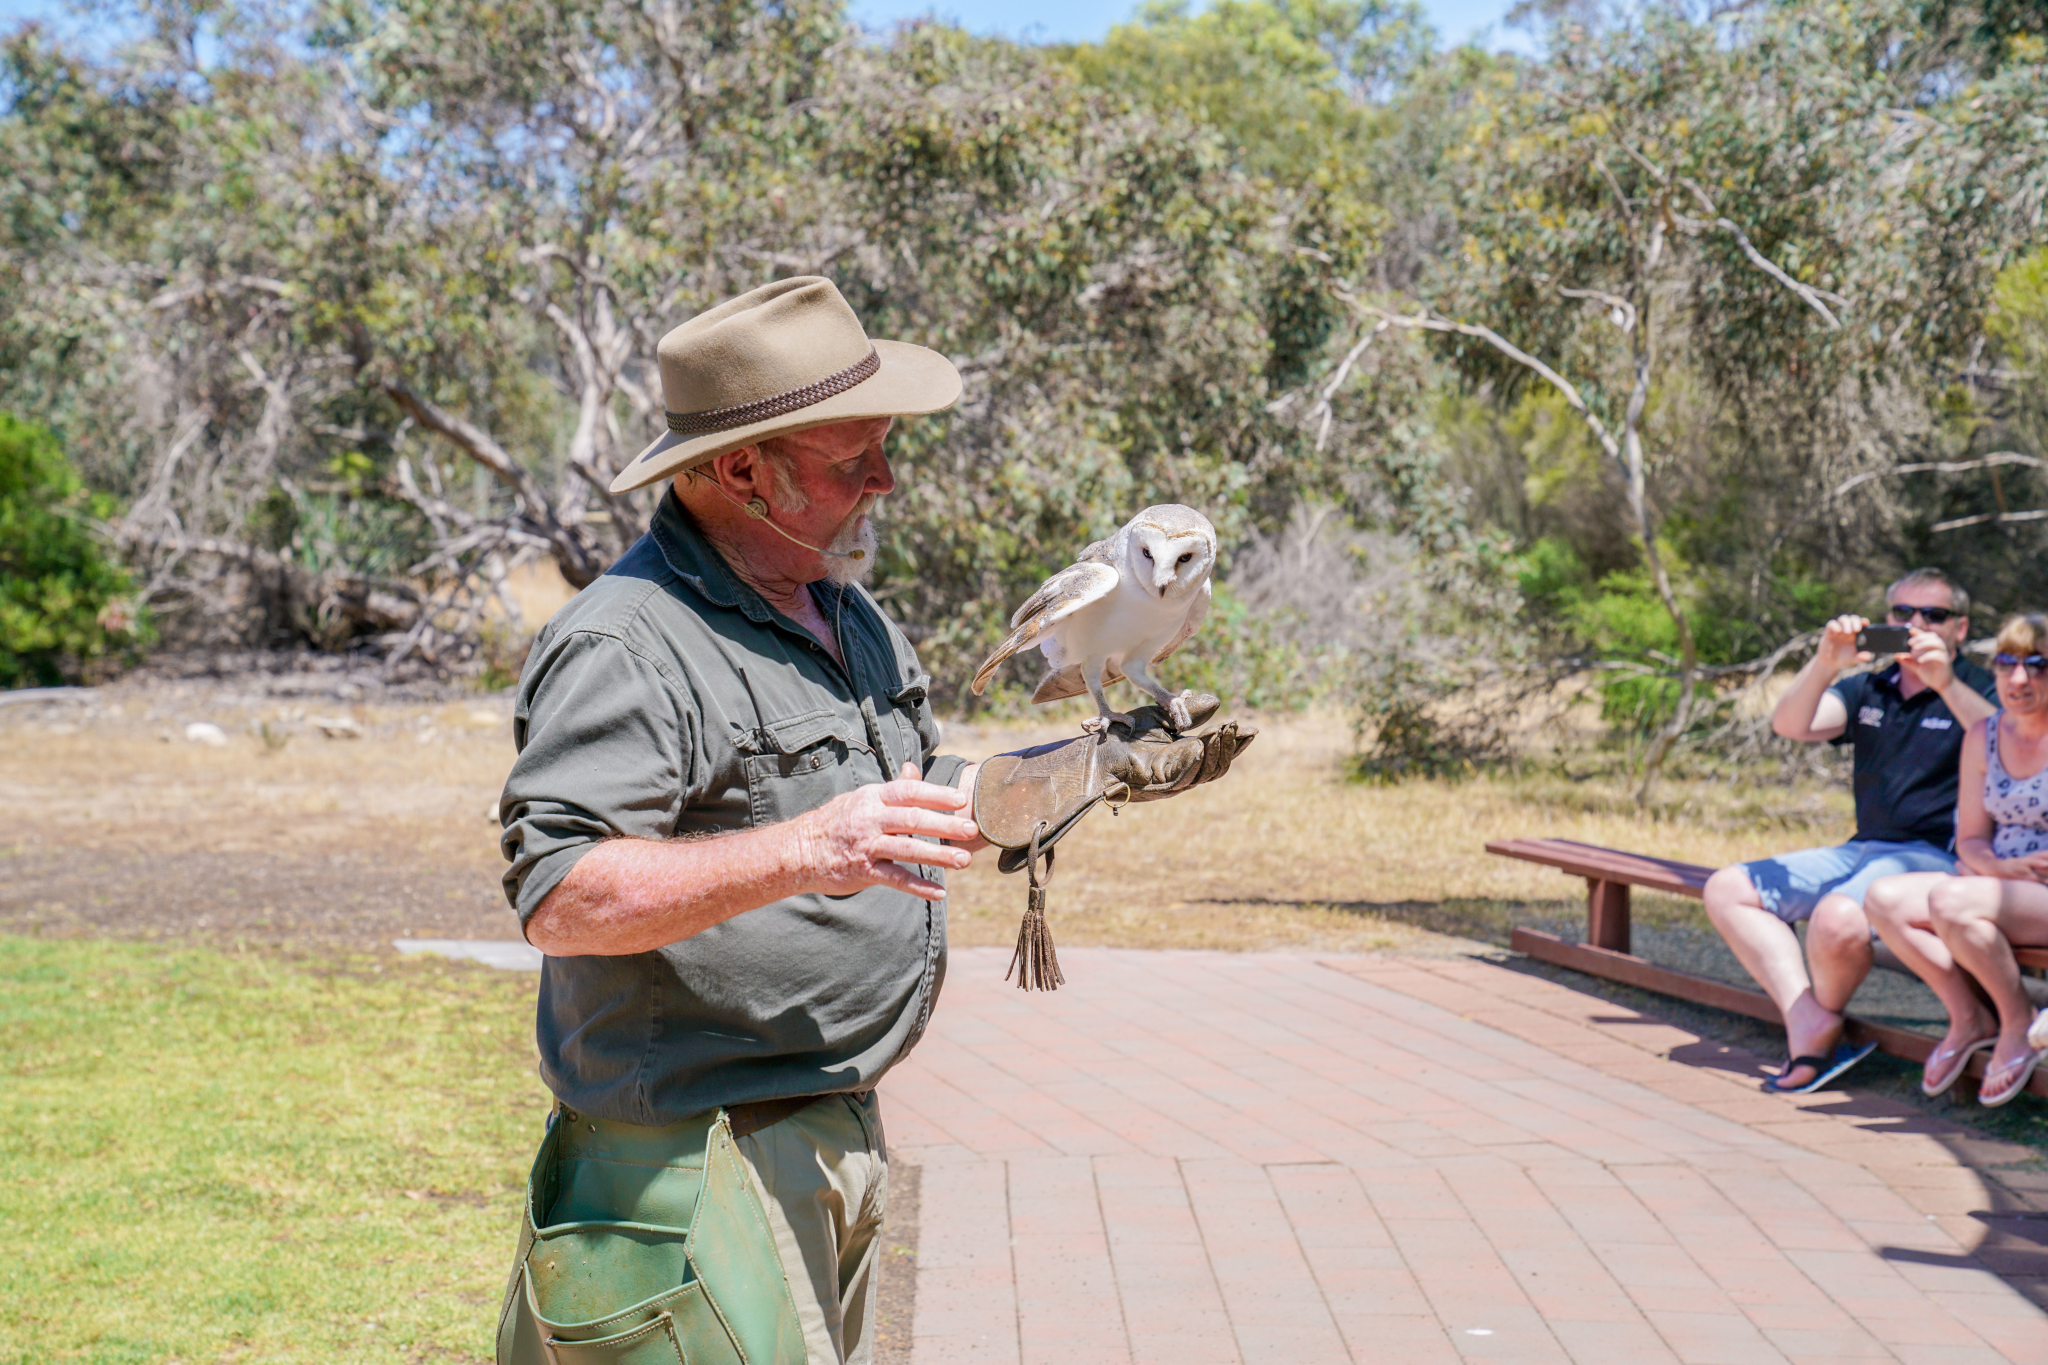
0, 935, 551, 1364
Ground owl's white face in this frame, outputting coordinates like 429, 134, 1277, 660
1126, 522, 1215, 600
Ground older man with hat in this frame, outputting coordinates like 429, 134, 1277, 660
493, 278, 1252, 1365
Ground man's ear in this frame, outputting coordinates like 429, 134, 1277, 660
708, 445, 768, 501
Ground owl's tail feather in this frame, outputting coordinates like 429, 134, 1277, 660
1007, 828, 1065, 992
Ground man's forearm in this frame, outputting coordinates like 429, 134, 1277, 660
1771, 655, 1841, 739
526, 822, 815, 956
1937, 675, 1997, 728
526, 762, 981, 956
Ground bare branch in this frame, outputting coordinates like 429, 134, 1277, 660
121, 405, 215, 536
390, 458, 553, 577
1275, 319, 1391, 452
147, 275, 293, 310
725, 234, 867, 277
1350, 302, 1624, 464
1930, 508, 2048, 533
1592, 156, 1637, 230
525, 244, 623, 297
1559, 285, 1636, 333
1831, 451, 2047, 499
382, 381, 604, 587
1619, 140, 1668, 186
1676, 179, 1848, 327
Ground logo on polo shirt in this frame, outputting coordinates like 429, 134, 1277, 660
1858, 705, 1884, 727
1921, 716, 1954, 730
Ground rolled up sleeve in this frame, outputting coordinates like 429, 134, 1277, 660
500, 628, 696, 925
926, 752, 970, 789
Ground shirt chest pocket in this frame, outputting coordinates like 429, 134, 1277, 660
740, 710, 874, 827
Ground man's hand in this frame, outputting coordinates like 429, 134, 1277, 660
1817, 613, 1872, 671
1899, 626, 1955, 691
792, 762, 979, 899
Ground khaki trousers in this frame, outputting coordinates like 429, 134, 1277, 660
733, 1093, 889, 1365
518, 1093, 888, 1365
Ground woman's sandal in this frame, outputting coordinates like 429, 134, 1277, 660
1979, 1048, 2046, 1108
1922, 1034, 1998, 1097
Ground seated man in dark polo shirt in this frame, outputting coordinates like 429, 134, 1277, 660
1704, 568, 1996, 1094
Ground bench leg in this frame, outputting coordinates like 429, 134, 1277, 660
1586, 878, 1631, 954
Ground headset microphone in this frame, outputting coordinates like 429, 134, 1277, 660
691, 472, 867, 560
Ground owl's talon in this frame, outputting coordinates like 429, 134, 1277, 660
1083, 711, 1138, 735
1165, 692, 1193, 732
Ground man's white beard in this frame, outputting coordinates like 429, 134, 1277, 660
824, 498, 880, 587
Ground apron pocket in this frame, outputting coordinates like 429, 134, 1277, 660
499, 1114, 795, 1365
524, 1230, 747, 1365
543, 1307, 690, 1364
527, 1223, 694, 1337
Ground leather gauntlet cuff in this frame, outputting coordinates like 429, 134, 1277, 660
971, 694, 1255, 990
972, 693, 1255, 874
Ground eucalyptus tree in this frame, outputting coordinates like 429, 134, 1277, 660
1346, 0, 2048, 798
0, 0, 1392, 691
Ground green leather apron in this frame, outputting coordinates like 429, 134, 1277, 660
496, 1106, 806, 1364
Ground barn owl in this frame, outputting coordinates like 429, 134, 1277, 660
971, 504, 1217, 733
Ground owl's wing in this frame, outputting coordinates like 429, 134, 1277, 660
1075, 535, 1116, 565
1151, 578, 1211, 664
971, 560, 1120, 696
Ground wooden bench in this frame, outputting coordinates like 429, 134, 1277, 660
1487, 836, 2048, 1097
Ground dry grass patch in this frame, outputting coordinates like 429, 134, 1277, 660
937, 708, 1850, 953
2, 682, 1855, 954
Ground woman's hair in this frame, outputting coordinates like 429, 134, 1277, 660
1994, 613, 2048, 657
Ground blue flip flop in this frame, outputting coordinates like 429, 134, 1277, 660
1762, 1039, 1878, 1095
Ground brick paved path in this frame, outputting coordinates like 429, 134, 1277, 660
884, 948, 2048, 1365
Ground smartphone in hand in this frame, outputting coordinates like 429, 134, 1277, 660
1856, 624, 1913, 654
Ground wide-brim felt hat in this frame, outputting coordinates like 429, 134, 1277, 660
611, 276, 963, 494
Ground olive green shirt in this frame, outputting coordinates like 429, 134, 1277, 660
500, 490, 966, 1125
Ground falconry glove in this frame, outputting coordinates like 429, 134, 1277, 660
971, 693, 1257, 990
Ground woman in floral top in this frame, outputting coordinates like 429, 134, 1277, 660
1866, 613, 2048, 1106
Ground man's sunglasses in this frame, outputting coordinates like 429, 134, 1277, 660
1888, 605, 1959, 625
1994, 653, 2048, 676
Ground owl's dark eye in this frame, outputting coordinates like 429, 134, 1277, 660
1177, 553, 1193, 566
1140, 546, 1152, 560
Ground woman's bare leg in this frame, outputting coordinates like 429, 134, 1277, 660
1930, 878, 2048, 1098
1866, 873, 1998, 1069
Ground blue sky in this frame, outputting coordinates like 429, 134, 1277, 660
0, 0, 1525, 52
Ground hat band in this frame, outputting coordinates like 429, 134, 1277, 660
665, 347, 881, 437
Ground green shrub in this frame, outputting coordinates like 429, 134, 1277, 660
1160, 582, 1323, 712
1350, 646, 1524, 783
0, 412, 144, 686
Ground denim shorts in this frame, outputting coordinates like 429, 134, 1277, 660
1741, 839, 1958, 924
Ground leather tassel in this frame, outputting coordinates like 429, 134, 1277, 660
1007, 828, 1064, 991
1008, 883, 1064, 991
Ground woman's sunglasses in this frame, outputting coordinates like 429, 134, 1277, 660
1992, 653, 2048, 676
1888, 605, 1958, 624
